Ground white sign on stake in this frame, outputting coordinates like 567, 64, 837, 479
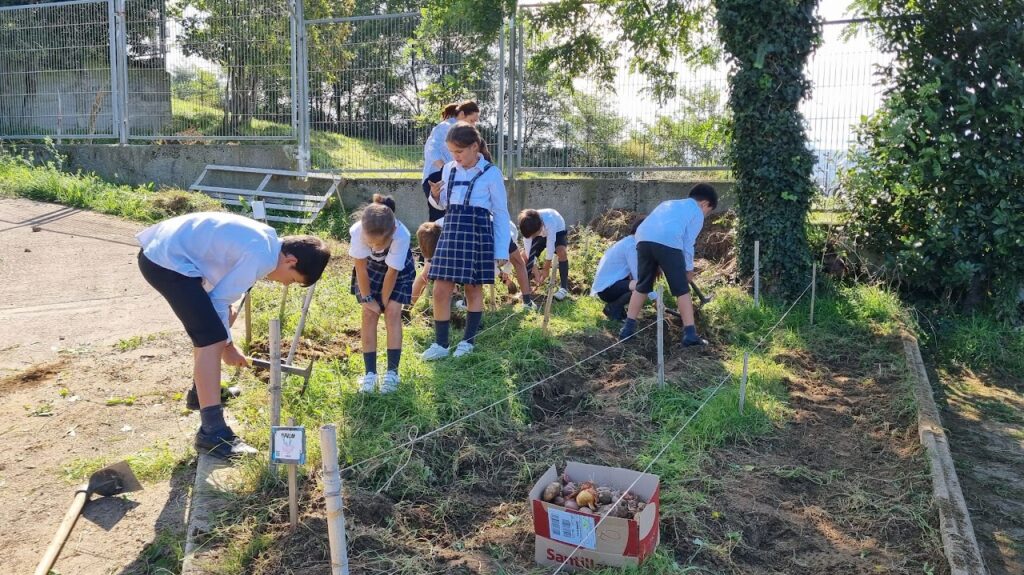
270, 426, 306, 465
251, 200, 267, 221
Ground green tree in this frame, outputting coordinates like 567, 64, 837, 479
844, 0, 1024, 317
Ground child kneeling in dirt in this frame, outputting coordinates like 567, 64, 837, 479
619, 184, 717, 346
411, 220, 443, 307
519, 208, 570, 301
350, 194, 415, 393
137, 212, 330, 459
591, 218, 645, 321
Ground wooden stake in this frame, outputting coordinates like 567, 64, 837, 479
656, 285, 665, 387
809, 263, 817, 325
753, 240, 760, 307
320, 424, 350, 575
244, 292, 252, 354
541, 266, 557, 335
287, 285, 316, 365
269, 319, 282, 473
287, 417, 298, 530
489, 283, 497, 311
739, 352, 750, 414
278, 284, 290, 324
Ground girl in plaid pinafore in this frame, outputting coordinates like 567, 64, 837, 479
349, 194, 415, 393
422, 122, 512, 360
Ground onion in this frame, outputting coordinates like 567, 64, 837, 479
576, 488, 597, 510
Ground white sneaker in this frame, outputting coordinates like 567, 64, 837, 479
453, 340, 475, 358
357, 373, 377, 393
380, 370, 400, 393
421, 343, 450, 361
522, 299, 539, 312
455, 299, 468, 311
554, 287, 569, 301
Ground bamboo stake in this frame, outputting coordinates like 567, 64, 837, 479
656, 285, 665, 387
541, 264, 557, 335
278, 284, 290, 323
810, 263, 817, 325
287, 417, 298, 530
244, 292, 252, 354
753, 240, 760, 306
739, 351, 750, 414
269, 319, 282, 473
320, 424, 350, 575
287, 285, 316, 364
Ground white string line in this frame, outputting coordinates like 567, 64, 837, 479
550, 280, 814, 575
340, 320, 659, 474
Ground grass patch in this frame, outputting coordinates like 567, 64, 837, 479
61, 442, 192, 484
0, 143, 221, 223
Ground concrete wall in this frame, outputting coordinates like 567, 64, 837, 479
48, 143, 734, 230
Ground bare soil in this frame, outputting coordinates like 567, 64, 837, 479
0, 198, 198, 574
935, 367, 1024, 575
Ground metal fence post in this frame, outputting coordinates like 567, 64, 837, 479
294, 0, 310, 173
505, 13, 517, 182
496, 18, 506, 175
113, 0, 129, 144
516, 18, 525, 172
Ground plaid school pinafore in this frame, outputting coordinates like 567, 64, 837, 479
427, 164, 496, 285
350, 244, 417, 305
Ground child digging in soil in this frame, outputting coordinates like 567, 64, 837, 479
350, 194, 415, 393
422, 122, 511, 360
591, 217, 645, 321
136, 212, 330, 459
619, 184, 718, 346
411, 220, 442, 307
519, 208, 570, 302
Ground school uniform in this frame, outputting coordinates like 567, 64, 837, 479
633, 198, 704, 296
422, 118, 456, 222
349, 220, 416, 305
523, 208, 567, 272
427, 156, 510, 285
502, 218, 520, 257
591, 235, 638, 303
136, 212, 280, 347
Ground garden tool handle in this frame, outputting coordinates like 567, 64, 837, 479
35, 488, 88, 575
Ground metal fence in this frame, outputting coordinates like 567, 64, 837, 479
0, 1, 891, 183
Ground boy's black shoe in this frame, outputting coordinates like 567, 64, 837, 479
602, 304, 627, 321
185, 384, 242, 411
682, 336, 709, 348
194, 427, 258, 460
618, 320, 637, 341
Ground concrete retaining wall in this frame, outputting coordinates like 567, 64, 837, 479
47, 143, 734, 229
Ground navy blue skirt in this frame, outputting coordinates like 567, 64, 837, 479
351, 249, 416, 305
428, 203, 495, 285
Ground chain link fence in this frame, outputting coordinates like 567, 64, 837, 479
0, 1, 891, 184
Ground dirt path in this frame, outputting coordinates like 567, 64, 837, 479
0, 198, 201, 574
937, 367, 1024, 575
0, 198, 179, 376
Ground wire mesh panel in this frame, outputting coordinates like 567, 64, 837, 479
803, 21, 893, 191
124, 0, 294, 140
513, 6, 730, 176
0, 0, 116, 139
305, 13, 501, 174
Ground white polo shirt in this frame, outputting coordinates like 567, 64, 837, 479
634, 198, 704, 271
523, 208, 566, 262
591, 235, 638, 295
349, 220, 412, 271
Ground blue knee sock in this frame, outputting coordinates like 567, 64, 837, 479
559, 259, 570, 290
464, 311, 483, 344
362, 351, 377, 374
386, 348, 401, 372
435, 320, 450, 347
199, 404, 228, 435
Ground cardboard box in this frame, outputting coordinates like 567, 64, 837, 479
530, 461, 660, 571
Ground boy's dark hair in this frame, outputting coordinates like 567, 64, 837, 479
281, 235, 331, 286
446, 122, 492, 162
688, 183, 718, 210
441, 103, 459, 120
518, 209, 543, 238
416, 221, 443, 260
455, 99, 480, 116
629, 216, 646, 236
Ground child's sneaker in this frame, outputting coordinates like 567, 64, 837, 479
553, 287, 569, 301
454, 299, 468, 311
357, 373, 377, 393
618, 320, 637, 341
380, 370, 400, 393
194, 427, 258, 460
452, 340, 475, 358
421, 343, 450, 361
602, 304, 626, 321
522, 299, 540, 312
682, 336, 709, 348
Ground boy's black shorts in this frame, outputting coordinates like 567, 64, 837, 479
597, 277, 632, 303
138, 250, 229, 348
526, 230, 568, 267
635, 241, 690, 297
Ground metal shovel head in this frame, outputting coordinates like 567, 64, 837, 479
86, 461, 143, 497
